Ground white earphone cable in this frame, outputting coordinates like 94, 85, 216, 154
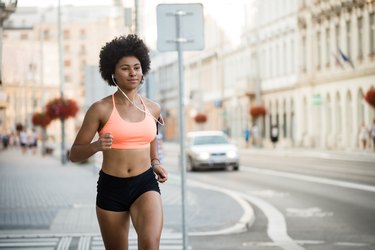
112, 75, 165, 126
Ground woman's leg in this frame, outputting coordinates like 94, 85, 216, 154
130, 191, 163, 250
96, 206, 130, 250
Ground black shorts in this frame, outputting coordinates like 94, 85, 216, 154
96, 167, 160, 212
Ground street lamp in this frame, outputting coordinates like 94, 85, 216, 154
0, 0, 17, 84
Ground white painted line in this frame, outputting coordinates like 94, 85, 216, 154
187, 179, 255, 236
169, 173, 255, 236
78, 236, 90, 250
240, 193, 306, 250
334, 242, 370, 247
242, 166, 375, 193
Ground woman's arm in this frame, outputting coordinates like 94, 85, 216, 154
147, 99, 168, 182
69, 102, 112, 162
150, 137, 168, 183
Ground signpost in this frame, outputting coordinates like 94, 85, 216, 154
157, 4, 204, 250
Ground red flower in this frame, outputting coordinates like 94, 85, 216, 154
364, 87, 375, 109
249, 105, 267, 118
32, 112, 52, 128
46, 97, 79, 120
194, 113, 207, 123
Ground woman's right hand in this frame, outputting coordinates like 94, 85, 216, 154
97, 133, 113, 151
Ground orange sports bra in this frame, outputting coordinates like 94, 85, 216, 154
98, 94, 157, 149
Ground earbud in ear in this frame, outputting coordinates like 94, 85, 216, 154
111, 74, 117, 84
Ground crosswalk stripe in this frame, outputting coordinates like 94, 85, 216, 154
0, 235, 190, 250
57, 237, 72, 250
78, 236, 90, 250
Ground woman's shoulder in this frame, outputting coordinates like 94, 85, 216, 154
87, 95, 113, 114
141, 95, 161, 116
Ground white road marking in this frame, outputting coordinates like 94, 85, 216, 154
175, 174, 305, 249
242, 166, 375, 193
185, 178, 255, 236
241, 193, 306, 250
286, 207, 333, 218
334, 242, 371, 247
250, 189, 290, 198
243, 240, 324, 247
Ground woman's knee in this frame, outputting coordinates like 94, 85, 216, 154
138, 234, 161, 250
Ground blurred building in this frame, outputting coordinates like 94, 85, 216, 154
1, 3, 132, 146
151, 0, 375, 150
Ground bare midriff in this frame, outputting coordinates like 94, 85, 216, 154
101, 147, 151, 177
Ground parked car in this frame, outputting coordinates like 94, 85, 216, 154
186, 131, 239, 171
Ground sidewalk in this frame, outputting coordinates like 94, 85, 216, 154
239, 146, 375, 163
0, 147, 248, 238
163, 141, 375, 163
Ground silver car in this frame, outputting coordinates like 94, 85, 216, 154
186, 131, 239, 171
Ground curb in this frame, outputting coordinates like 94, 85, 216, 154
170, 174, 255, 237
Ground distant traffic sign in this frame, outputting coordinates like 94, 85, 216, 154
157, 3, 204, 51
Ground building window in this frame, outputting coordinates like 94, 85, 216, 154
64, 30, 70, 39
283, 112, 287, 138
301, 35, 306, 72
79, 45, 86, 55
370, 13, 375, 55
64, 75, 71, 82
275, 43, 279, 76
335, 23, 340, 50
326, 27, 330, 67
317, 31, 321, 69
346, 20, 351, 58
43, 29, 50, 40
269, 46, 273, 77
290, 39, 294, 73
283, 41, 287, 74
79, 29, 86, 39
64, 60, 71, 67
20, 33, 28, 40
358, 17, 363, 59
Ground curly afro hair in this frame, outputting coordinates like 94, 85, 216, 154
99, 34, 151, 86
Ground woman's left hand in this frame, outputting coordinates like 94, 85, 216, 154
153, 165, 168, 183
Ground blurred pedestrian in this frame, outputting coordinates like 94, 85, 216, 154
69, 34, 167, 250
28, 128, 38, 154
370, 119, 375, 152
270, 124, 279, 148
157, 131, 164, 162
1, 132, 10, 149
252, 123, 260, 146
359, 123, 369, 150
19, 128, 28, 154
244, 127, 250, 148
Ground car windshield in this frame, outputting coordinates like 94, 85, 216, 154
192, 135, 228, 145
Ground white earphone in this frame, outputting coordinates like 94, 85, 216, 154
110, 73, 164, 126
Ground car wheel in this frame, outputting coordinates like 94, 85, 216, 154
187, 157, 195, 172
233, 165, 239, 171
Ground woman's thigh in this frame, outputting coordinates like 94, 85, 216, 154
96, 206, 130, 250
130, 191, 163, 248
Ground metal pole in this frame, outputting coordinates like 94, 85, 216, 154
254, 27, 262, 148
58, 0, 66, 164
39, 11, 46, 155
176, 10, 188, 250
0, 19, 3, 85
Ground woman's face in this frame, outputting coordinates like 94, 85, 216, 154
114, 56, 143, 90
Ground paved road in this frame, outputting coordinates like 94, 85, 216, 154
0, 147, 250, 250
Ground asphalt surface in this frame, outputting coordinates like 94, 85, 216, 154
1, 143, 374, 250
0, 146, 249, 249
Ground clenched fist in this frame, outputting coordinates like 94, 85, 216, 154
98, 133, 112, 151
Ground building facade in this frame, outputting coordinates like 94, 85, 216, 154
1, 4, 132, 146
151, 0, 375, 150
